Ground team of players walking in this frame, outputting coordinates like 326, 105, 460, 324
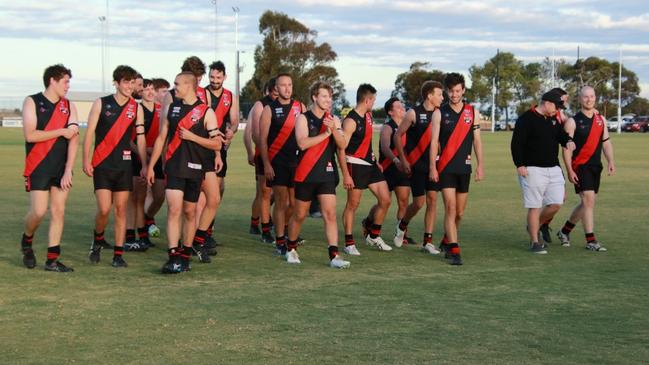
19, 58, 615, 273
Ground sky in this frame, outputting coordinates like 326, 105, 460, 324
1, 0, 648, 109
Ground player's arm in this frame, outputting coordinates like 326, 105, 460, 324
562, 117, 578, 184
330, 115, 346, 149
180, 109, 223, 151
394, 109, 414, 173
243, 113, 255, 165
340, 116, 356, 149
227, 94, 240, 135
22, 97, 75, 143
296, 113, 333, 150
472, 107, 484, 181
511, 116, 529, 177
249, 101, 263, 146
600, 119, 616, 176
134, 106, 148, 177
61, 102, 80, 191
429, 109, 441, 182
147, 110, 169, 185
259, 105, 274, 180
379, 124, 399, 168
82, 98, 102, 177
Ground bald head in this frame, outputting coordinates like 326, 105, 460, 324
579, 85, 596, 111
174, 71, 197, 100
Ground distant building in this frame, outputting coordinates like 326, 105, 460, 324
67, 91, 105, 124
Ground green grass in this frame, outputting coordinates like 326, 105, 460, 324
1, 128, 648, 364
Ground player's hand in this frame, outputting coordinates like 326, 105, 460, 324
179, 127, 197, 142
146, 168, 155, 186
608, 163, 616, 176
323, 115, 335, 133
264, 163, 275, 181
67, 124, 79, 135
343, 173, 354, 190
429, 169, 439, 183
225, 128, 234, 145
83, 161, 94, 177
247, 152, 255, 166
60, 170, 73, 191
332, 116, 342, 130
475, 164, 484, 182
60, 128, 77, 140
215, 155, 223, 173
399, 159, 411, 174
139, 165, 148, 181
517, 166, 527, 177
566, 141, 576, 151
567, 169, 579, 184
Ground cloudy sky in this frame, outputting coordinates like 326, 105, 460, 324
1, 0, 648, 107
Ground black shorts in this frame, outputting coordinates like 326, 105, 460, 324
24, 173, 62, 192
383, 166, 410, 192
409, 169, 439, 197
93, 167, 132, 192
254, 154, 264, 177
295, 181, 337, 202
348, 163, 385, 190
438, 172, 470, 193
166, 175, 202, 203
574, 165, 602, 194
203, 151, 216, 173
217, 150, 228, 178
132, 158, 163, 179
267, 162, 296, 188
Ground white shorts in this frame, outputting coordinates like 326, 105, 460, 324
518, 166, 565, 208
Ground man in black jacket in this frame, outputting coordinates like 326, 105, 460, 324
511, 90, 575, 254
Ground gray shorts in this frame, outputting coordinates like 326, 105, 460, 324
518, 166, 565, 208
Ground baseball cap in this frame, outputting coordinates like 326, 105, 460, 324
541, 90, 566, 110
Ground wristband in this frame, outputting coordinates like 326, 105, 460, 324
392, 157, 400, 163
67, 122, 79, 127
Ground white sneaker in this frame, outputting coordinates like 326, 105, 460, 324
366, 235, 393, 251
286, 249, 301, 264
556, 230, 571, 247
329, 255, 350, 269
422, 243, 440, 255
148, 224, 160, 238
343, 244, 361, 256
393, 224, 405, 248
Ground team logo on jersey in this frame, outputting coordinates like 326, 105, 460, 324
190, 107, 203, 123
326, 161, 334, 172
596, 116, 603, 126
126, 104, 136, 120
291, 105, 301, 116
223, 94, 230, 107
59, 102, 69, 115
463, 109, 472, 124
419, 114, 428, 123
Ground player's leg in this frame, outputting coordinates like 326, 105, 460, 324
320, 193, 349, 268
111, 190, 130, 267
342, 188, 363, 255
365, 180, 392, 250
21, 189, 49, 268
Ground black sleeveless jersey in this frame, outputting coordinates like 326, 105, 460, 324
572, 111, 604, 167
208, 88, 231, 132
261, 95, 274, 107
378, 119, 399, 172
345, 109, 375, 163
267, 98, 299, 165
295, 111, 338, 183
406, 104, 435, 171
94, 95, 137, 171
24, 93, 70, 176
165, 100, 209, 179
439, 103, 474, 174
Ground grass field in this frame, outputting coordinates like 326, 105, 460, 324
1, 128, 648, 364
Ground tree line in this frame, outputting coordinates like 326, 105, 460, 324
242, 11, 647, 120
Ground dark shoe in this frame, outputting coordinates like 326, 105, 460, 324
539, 224, 552, 244
530, 242, 548, 254
448, 253, 463, 266
192, 244, 212, 263
249, 225, 261, 235
89, 242, 102, 264
297, 236, 306, 245
22, 247, 36, 269
205, 235, 220, 247
180, 258, 191, 272
44, 260, 74, 272
404, 235, 418, 246
111, 256, 128, 268
261, 231, 275, 244
161, 256, 182, 274
124, 240, 148, 252
95, 239, 113, 249
138, 236, 153, 249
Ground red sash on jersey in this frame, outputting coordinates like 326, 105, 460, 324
23, 98, 70, 176
196, 87, 207, 104
213, 89, 232, 128
92, 98, 138, 168
406, 123, 432, 165
145, 103, 161, 147
165, 103, 209, 162
295, 113, 331, 182
350, 112, 373, 159
436, 104, 473, 174
268, 100, 301, 162
380, 132, 406, 171
572, 112, 604, 171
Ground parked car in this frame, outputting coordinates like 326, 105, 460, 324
623, 116, 649, 132
607, 115, 634, 131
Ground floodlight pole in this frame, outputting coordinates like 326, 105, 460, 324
233, 6, 240, 99
98, 16, 106, 92
617, 47, 622, 134
105, 0, 110, 84
491, 77, 496, 133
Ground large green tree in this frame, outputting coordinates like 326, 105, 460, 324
391, 62, 445, 107
241, 11, 347, 111
468, 51, 543, 122
557, 56, 640, 117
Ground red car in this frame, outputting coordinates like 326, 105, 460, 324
624, 116, 649, 132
